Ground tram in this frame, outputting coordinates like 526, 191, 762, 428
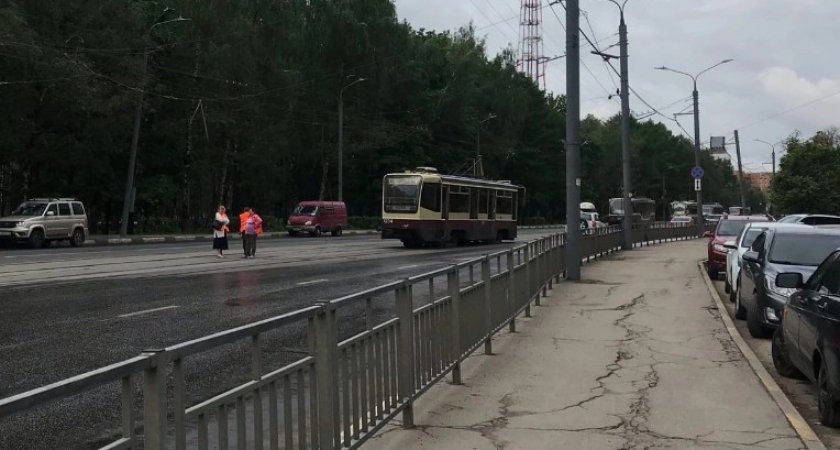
381, 167, 522, 248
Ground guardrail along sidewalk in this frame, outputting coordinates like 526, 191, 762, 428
0, 223, 697, 450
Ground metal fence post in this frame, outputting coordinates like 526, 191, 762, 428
507, 251, 516, 333
540, 239, 548, 299
396, 282, 415, 428
141, 350, 167, 450
447, 268, 462, 385
524, 245, 532, 317
482, 256, 493, 355
312, 302, 338, 448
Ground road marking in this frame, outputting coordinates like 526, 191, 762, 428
396, 264, 420, 270
118, 305, 180, 318
297, 278, 329, 286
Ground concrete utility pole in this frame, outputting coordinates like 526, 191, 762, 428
338, 77, 366, 202
655, 59, 733, 228
565, 0, 581, 280
755, 139, 778, 177
593, 0, 631, 250
119, 11, 189, 237
734, 130, 746, 209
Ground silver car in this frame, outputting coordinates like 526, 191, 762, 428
0, 198, 89, 248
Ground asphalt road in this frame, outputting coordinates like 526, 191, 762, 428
0, 229, 558, 449
712, 277, 840, 448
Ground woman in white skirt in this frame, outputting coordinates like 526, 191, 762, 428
213, 205, 230, 258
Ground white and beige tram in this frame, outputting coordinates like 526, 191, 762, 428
381, 167, 522, 248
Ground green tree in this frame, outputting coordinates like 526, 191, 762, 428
771, 129, 840, 214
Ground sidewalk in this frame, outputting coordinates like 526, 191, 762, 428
368, 241, 807, 449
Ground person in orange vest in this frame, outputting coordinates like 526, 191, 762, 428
239, 206, 250, 257
242, 208, 264, 259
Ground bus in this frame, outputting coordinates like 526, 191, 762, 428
606, 197, 656, 225
381, 167, 521, 248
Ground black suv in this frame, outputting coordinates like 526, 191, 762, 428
738, 227, 840, 338
771, 249, 840, 427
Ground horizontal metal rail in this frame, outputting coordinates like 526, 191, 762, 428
0, 222, 698, 450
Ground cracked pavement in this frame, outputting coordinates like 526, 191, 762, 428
367, 241, 806, 449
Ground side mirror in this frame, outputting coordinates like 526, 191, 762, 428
723, 240, 737, 250
742, 251, 760, 263
46, 211, 55, 216
703, 231, 713, 238
776, 272, 804, 289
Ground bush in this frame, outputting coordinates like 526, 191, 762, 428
348, 216, 382, 230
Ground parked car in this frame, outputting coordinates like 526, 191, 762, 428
705, 216, 761, 279
724, 223, 806, 302
285, 201, 348, 237
777, 214, 840, 225
581, 211, 604, 229
0, 198, 88, 248
738, 227, 840, 338
771, 249, 840, 427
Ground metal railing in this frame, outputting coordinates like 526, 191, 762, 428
0, 223, 698, 450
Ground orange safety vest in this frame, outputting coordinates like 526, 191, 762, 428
253, 213, 264, 235
239, 212, 249, 233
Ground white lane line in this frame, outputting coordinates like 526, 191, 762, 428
396, 264, 420, 270
117, 305, 180, 318
297, 278, 329, 286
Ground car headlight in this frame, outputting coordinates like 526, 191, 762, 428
713, 243, 727, 252
305, 220, 312, 226
16, 221, 25, 227
766, 275, 796, 297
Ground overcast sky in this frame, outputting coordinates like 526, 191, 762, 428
394, 0, 840, 173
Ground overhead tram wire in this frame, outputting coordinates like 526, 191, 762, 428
470, 0, 517, 43
546, 0, 616, 99
481, 0, 520, 39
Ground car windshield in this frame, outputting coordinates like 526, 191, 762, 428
777, 215, 802, 223
294, 205, 318, 215
769, 233, 840, 266
716, 220, 748, 236
740, 229, 764, 248
13, 202, 47, 216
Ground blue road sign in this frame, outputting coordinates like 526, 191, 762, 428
691, 166, 704, 179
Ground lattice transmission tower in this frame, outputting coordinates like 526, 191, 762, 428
516, 0, 546, 90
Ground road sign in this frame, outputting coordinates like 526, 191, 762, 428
691, 166, 704, 179
694, 178, 701, 191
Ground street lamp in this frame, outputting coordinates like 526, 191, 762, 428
119, 9, 190, 237
337, 76, 367, 202
655, 58, 733, 227
476, 113, 497, 177
755, 139, 782, 176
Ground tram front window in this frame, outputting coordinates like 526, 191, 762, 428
384, 175, 422, 213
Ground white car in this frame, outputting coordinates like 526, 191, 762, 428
723, 222, 806, 302
777, 214, 840, 225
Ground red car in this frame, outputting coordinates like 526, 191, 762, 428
706, 216, 762, 278
285, 201, 348, 237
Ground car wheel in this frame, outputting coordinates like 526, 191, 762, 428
819, 359, 840, 427
772, 328, 804, 379
729, 279, 738, 303
707, 266, 718, 279
746, 297, 772, 339
331, 227, 342, 237
735, 281, 747, 319
309, 227, 321, 237
724, 278, 731, 294
28, 229, 45, 249
69, 228, 85, 247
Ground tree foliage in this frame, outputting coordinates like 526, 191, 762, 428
0, 0, 740, 231
771, 129, 840, 215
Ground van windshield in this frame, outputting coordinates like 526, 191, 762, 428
294, 205, 318, 216
14, 202, 47, 216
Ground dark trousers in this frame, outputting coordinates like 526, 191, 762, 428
243, 233, 257, 256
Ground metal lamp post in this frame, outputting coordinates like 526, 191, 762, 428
475, 113, 497, 177
119, 10, 190, 237
755, 139, 780, 176
654, 59, 733, 228
337, 77, 367, 202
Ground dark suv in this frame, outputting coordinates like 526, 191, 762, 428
771, 249, 840, 427
738, 228, 840, 338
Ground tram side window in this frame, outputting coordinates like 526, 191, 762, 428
478, 189, 489, 214
497, 191, 513, 215
449, 186, 470, 213
420, 182, 441, 212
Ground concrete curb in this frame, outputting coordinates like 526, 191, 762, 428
82, 230, 381, 247
698, 261, 826, 450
